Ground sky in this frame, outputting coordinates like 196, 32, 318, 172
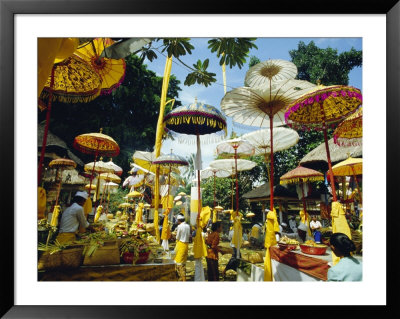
142, 37, 362, 169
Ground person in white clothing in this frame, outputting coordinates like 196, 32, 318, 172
174, 215, 191, 281
56, 191, 90, 244
288, 216, 297, 233
310, 215, 323, 243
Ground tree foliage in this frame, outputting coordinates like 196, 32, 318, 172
289, 41, 362, 85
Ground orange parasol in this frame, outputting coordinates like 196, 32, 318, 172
280, 165, 324, 214
73, 128, 120, 198
74, 38, 126, 95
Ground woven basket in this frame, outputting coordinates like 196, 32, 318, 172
38, 246, 84, 271
83, 240, 120, 266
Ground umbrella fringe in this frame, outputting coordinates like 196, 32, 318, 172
40, 89, 101, 104
164, 114, 226, 131
280, 176, 325, 185
334, 137, 362, 147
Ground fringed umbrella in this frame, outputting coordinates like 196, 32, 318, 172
333, 106, 362, 146
285, 84, 362, 202
106, 158, 123, 176
280, 165, 324, 214
38, 55, 102, 185
163, 99, 227, 234
73, 128, 120, 201
332, 157, 362, 203
75, 38, 126, 95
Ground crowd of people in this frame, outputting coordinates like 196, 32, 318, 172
54, 192, 361, 282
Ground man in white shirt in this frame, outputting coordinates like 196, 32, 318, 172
56, 191, 90, 244
288, 216, 297, 233
174, 215, 191, 281
309, 215, 323, 243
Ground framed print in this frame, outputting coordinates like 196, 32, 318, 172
1, 0, 398, 317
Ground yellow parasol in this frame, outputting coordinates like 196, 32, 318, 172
285, 84, 362, 202
333, 106, 362, 146
38, 54, 102, 185
127, 191, 143, 198
74, 38, 126, 95
332, 157, 362, 202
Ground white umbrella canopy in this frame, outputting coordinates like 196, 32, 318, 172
244, 59, 298, 88
216, 138, 255, 158
221, 79, 316, 127
241, 126, 299, 157
106, 158, 123, 176
98, 172, 121, 184
209, 158, 256, 173
84, 157, 115, 174
200, 167, 232, 180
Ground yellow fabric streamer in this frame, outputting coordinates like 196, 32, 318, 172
199, 206, 211, 229
331, 201, 352, 265
161, 207, 172, 240
212, 209, 217, 223
94, 205, 103, 223
50, 205, 61, 227
222, 61, 227, 94
135, 203, 144, 224
83, 197, 92, 217
231, 211, 243, 250
161, 195, 174, 210
153, 55, 173, 242
299, 210, 312, 237
264, 209, 279, 281
38, 187, 47, 220
193, 226, 208, 259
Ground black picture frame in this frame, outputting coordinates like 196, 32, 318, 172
1, 0, 398, 317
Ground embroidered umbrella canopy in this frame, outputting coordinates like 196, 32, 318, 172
221, 78, 315, 211
163, 99, 227, 229
200, 167, 231, 209
280, 165, 325, 214
216, 138, 255, 213
38, 55, 102, 185
73, 128, 120, 196
333, 106, 363, 146
285, 84, 362, 202
75, 38, 126, 95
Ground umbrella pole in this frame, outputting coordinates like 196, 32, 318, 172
235, 148, 239, 213
88, 151, 98, 198
231, 175, 234, 210
38, 65, 55, 185
269, 115, 274, 211
54, 168, 63, 208
320, 105, 337, 202
300, 180, 307, 214
197, 169, 202, 222
213, 172, 216, 209
350, 166, 362, 204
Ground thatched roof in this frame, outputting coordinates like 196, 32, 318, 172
38, 122, 84, 167
243, 184, 298, 200
300, 137, 362, 170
